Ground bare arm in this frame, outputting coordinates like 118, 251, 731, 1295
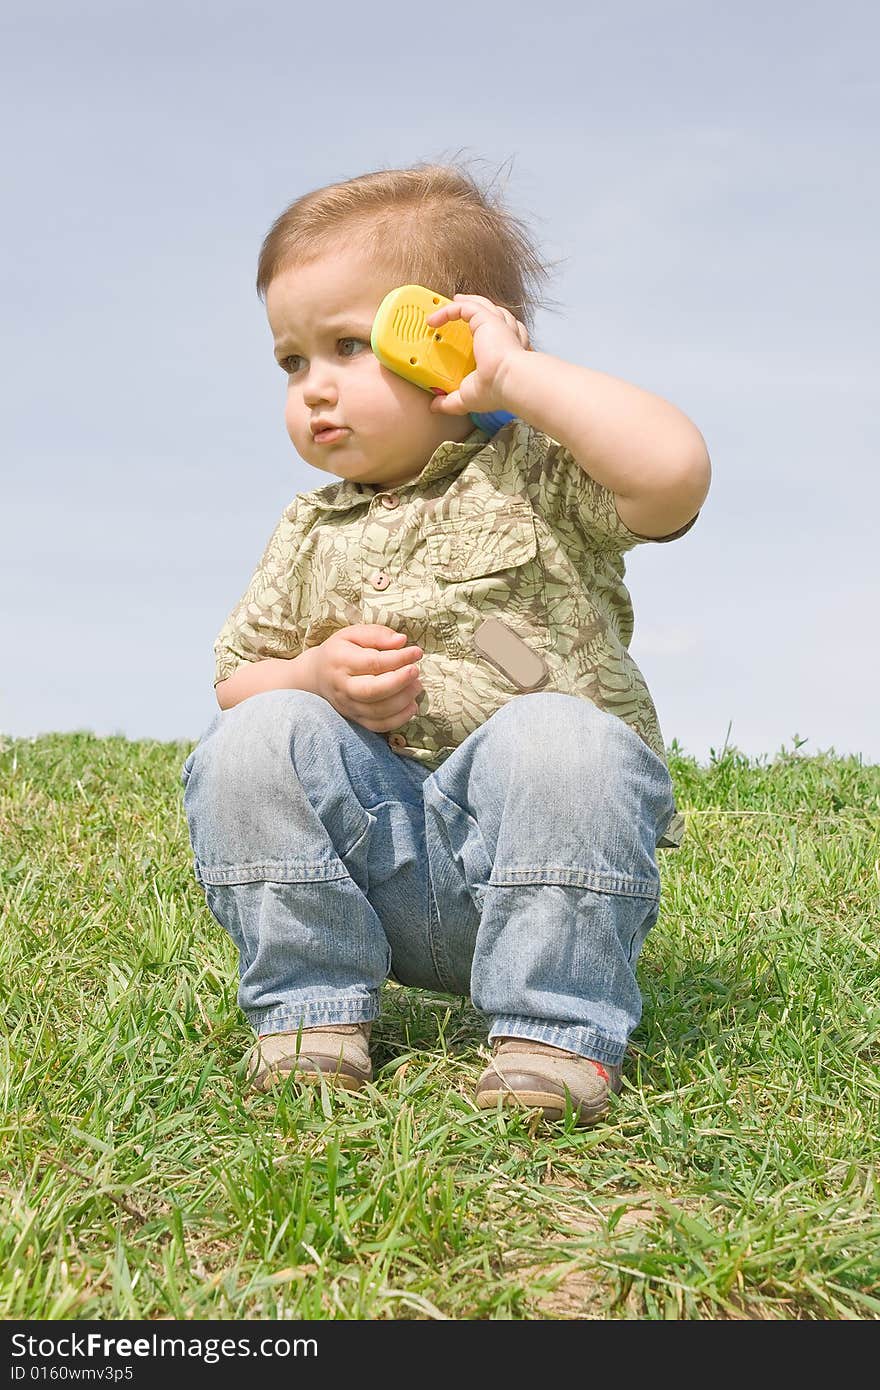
425, 295, 710, 540
500, 351, 711, 538
215, 650, 319, 710
214, 626, 423, 732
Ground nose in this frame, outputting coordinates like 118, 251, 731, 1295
301, 358, 339, 408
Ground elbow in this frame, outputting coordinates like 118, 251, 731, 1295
673, 431, 711, 511
694, 436, 712, 508
653, 438, 711, 533
617, 427, 711, 538
215, 677, 234, 710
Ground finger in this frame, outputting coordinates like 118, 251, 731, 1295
501, 310, 528, 342
349, 662, 421, 702
467, 299, 524, 328
424, 305, 453, 326
427, 296, 516, 329
452, 293, 499, 309
351, 688, 422, 730
344, 624, 408, 646
350, 644, 422, 678
425, 299, 489, 327
429, 387, 467, 414
360, 700, 421, 733
364, 683, 424, 726
376, 687, 424, 730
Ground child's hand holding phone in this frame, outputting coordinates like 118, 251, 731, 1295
371, 284, 524, 434
424, 293, 530, 419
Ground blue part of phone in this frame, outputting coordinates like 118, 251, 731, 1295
470, 410, 516, 435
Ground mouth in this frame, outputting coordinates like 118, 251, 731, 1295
311, 425, 349, 445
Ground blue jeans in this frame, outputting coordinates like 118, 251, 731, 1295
181, 690, 677, 1067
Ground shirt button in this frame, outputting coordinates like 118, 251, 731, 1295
371, 571, 391, 590
380, 493, 400, 509
387, 733, 407, 750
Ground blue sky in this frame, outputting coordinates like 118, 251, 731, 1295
2, 0, 877, 764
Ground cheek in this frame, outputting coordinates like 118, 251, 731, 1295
283, 389, 301, 437
373, 365, 430, 421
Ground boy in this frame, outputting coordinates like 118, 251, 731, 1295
181, 162, 710, 1126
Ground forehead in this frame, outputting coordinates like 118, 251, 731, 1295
266, 248, 396, 341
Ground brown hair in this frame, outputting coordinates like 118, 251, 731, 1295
256, 153, 561, 340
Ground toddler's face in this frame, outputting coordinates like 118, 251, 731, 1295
266, 247, 474, 488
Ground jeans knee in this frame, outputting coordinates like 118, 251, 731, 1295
485, 693, 670, 810
186, 689, 333, 800
488, 692, 624, 770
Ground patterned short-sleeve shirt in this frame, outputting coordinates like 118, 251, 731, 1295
214, 419, 698, 848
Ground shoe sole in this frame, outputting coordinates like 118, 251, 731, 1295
251, 1063, 370, 1093
475, 1085, 608, 1124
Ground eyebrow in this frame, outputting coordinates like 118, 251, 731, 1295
273, 317, 374, 359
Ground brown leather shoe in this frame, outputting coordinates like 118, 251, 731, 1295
248, 1023, 372, 1092
475, 1038, 622, 1126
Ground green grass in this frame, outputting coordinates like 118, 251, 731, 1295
1, 729, 878, 1320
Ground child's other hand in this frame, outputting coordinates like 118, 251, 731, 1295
424, 294, 530, 418
309, 625, 424, 733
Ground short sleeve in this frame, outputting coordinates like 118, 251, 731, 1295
521, 426, 699, 553
213, 502, 306, 686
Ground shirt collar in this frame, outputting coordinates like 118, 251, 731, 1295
302, 426, 492, 513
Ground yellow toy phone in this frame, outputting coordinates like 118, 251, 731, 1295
371, 284, 515, 436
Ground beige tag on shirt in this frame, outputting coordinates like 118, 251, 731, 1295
473, 617, 549, 691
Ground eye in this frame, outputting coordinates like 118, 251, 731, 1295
338, 338, 367, 357
279, 354, 303, 374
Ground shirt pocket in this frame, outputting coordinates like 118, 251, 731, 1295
423, 502, 552, 660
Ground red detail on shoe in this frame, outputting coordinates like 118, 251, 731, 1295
591, 1060, 610, 1083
